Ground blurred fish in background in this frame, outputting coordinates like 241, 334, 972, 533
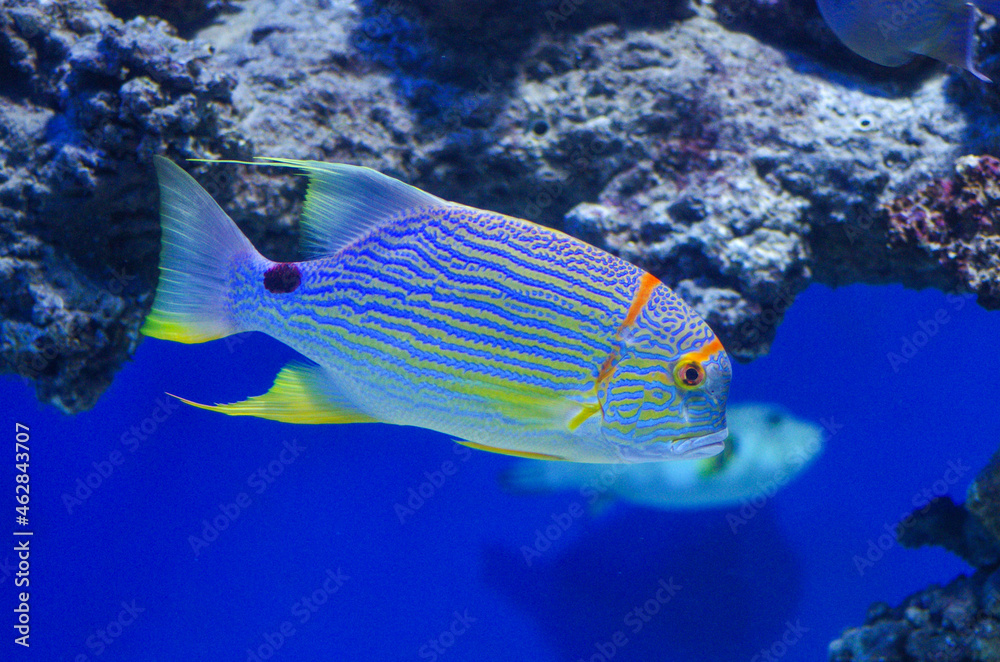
817, 0, 1000, 80
501, 403, 824, 511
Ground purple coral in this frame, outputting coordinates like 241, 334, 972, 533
887, 155, 1000, 308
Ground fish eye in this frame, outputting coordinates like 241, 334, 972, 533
674, 361, 705, 388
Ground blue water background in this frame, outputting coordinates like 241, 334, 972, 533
2, 282, 996, 661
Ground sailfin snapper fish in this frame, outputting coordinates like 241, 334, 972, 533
142, 156, 731, 463
818, 0, 1000, 80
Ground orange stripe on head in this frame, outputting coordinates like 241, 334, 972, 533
685, 335, 726, 363
619, 272, 661, 333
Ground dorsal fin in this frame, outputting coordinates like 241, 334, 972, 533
255, 157, 453, 258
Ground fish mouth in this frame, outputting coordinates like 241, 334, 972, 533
610, 428, 729, 463
671, 428, 729, 458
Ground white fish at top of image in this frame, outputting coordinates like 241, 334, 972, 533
817, 0, 1000, 81
501, 403, 824, 511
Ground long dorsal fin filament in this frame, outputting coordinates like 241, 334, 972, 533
256, 157, 454, 258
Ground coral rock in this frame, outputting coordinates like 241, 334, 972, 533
968, 449, 1000, 547
0, 0, 239, 412
887, 155, 1000, 308
830, 570, 1000, 662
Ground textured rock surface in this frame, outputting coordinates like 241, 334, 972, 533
840, 452, 1000, 659
829, 567, 1000, 662
897, 496, 1000, 569
1, 0, 999, 411
104, 0, 242, 36
968, 449, 1000, 547
887, 155, 1000, 308
0, 0, 239, 411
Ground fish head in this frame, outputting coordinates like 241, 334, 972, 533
598, 288, 731, 462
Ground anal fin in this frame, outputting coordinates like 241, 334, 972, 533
455, 439, 567, 461
170, 361, 377, 424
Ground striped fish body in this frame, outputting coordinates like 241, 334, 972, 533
144, 157, 731, 463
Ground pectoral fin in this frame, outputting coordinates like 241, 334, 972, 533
458, 378, 599, 432
567, 403, 602, 431
170, 361, 377, 424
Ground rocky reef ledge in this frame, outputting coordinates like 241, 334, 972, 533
829, 566, 1000, 662
2, 0, 999, 411
830, 450, 1000, 661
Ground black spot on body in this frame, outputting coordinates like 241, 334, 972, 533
264, 263, 302, 293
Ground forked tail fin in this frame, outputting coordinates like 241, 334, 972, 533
142, 156, 260, 343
